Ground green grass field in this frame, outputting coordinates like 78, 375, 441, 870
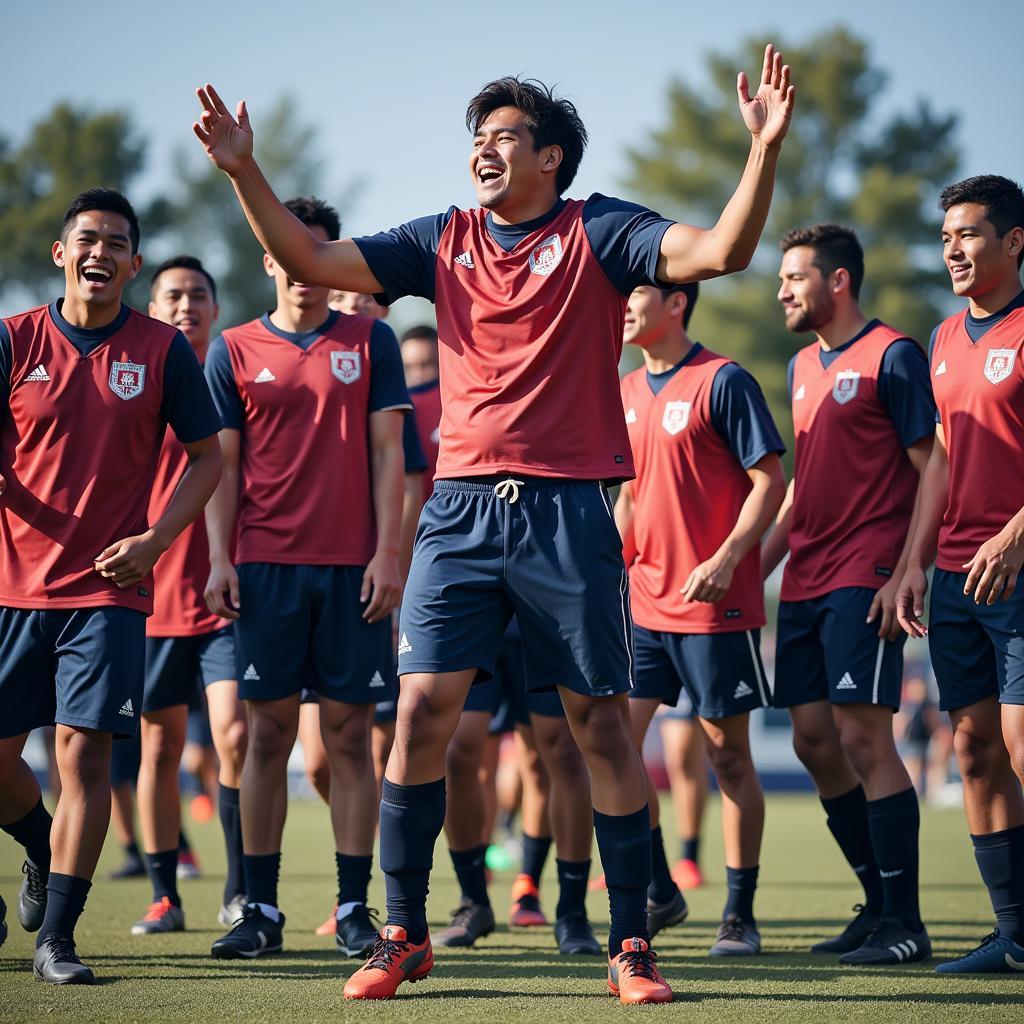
1, 794, 1018, 1023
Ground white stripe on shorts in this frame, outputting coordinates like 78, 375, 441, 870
872, 638, 885, 704
746, 629, 769, 706
597, 485, 634, 688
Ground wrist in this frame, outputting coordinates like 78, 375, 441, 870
147, 525, 173, 554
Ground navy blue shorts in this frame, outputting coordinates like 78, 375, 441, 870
110, 730, 141, 785
143, 627, 235, 713
235, 563, 396, 705
630, 625, 769, 720
928, 568, 1024, 711
0, 606, 145, 739
399, 478, 634, 699
374, 699, 398, 724
661, 686, 697, 722
773, 588, 904, 710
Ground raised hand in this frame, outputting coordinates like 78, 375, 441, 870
737, 44, 795, 149
193, 84, 253, 175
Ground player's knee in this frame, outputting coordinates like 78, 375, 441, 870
324, 712, 372, 767
445, 733, 483, 781
835, 718, 877, 775
248, 713, 293, 761
791, 725, 835, 773
705, 741, 750, 790
953, 723, 998, 781
58, 731, 109, 791
222, 718, 247, 768
540, 726, 586, 782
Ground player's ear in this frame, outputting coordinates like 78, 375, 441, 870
148, 301, 157, 317
541, 144, 563, 174
52, 240, 65, 269
263, 253, 276, 277
1005, 226, 1024, 260
128, 252, 143, 280
212, 301, 220, 324
832, 267, 850, 296
667, 290, 687, 321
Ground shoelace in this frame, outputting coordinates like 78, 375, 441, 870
493, 478, 525, 503
619, 947, 660, 982
43, 935, 80, 963
968, 930, 1000, 953
448, 904, 479, 930
717, 917, 747, 942
143, 898, 172, 921
22, 861, 46, 902
365, 932, 410, 971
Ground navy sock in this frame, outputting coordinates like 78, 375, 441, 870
37, 873, 91, 946
595, 805, 651, 958
337, 852, 373, 907
145, 849, 180, 906
450, 844, 490, 906
124, 840, 141, 859
521, 833, 552, 885
380, 777, 446, 944
649, 825, 677, 904
1, 797, 52, 872
244, 852, 281, 908
682, 837, 700, 864
820, 785, 883, 914
723, 866, 759, 926
867, 787, 923, 931
972, 824, 1024, 945
218, 785, 245, 903
555, 858, 590, 919
178, 828, 191, 854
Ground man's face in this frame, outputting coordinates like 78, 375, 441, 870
941, 202, 1020, 298
777, 246, 836, 334
52, 209, 141, 309
149, 268, 218, 349
265, 224, 331, 311
469, 106, 558, 212
401, 338, 439, 387
623, 287, 674, 348
329, 290, 387, 319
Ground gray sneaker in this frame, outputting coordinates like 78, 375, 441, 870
647, 888, 688, 939
709, 913, 761, 956
435, 900, 495, 948
218, 895, 248, 928
131, 897, 185, 935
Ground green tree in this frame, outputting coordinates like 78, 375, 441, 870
624, 27, 960, 452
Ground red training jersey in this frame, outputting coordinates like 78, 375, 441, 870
410, 381, 441, 502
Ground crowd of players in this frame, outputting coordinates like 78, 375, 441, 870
1, 43, 1023, 1004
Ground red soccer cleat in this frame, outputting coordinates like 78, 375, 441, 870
314, 902, 338, 936
671, 858, 704, 890
588, 872, 607, 892
509, 874, 548, 928
343, 925, 433, 1000
607, 937, 673, 1005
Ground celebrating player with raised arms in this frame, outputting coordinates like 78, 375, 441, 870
193, 46, 794, 1004
897, 175, 1024, 974
0, 189, 222, 984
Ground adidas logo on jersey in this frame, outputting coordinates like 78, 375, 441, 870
836, 672, 857, 690
454, 251, 475, 269
397, 633, 412, 655
935, 360, 947, 376
119, 699, 134, 718
734, 681, 754, 699
625, 407, 637, 424
369, 671, 386, 688
254, 367, 276, 383
25, 364, 50, 382
794, 384, 806, 401
243, 663, 261, 681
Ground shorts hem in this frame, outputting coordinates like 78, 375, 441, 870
398, 660, 492, 678
141, 696, 191, 715
56, 712, 136, 737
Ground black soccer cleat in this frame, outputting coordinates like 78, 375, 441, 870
211, 905, 285, 959
33, 935, 96, 985
647, 887, 689, 939
434, 900, 495, 948
336, 904, 380, 958
0, 893, 7, 948
19, 859, 47, 932
554, 911, 602, 955
107, 850, 146, 880
838, 917, 931, 965
811, 903, 880, 954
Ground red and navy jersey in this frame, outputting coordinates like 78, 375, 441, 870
409, 380, 441, 501
783, 320, 935, 601
622, 345, 784, 633
205, 310, 411, 567
0, 302, 220, 613
354, 194, 675, 481
929, 291, 1024, 571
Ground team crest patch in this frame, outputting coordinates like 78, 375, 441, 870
331, 350, 361, 384
832, 370, 860, 405
985, 348, 1016, 385
528, 234, 563, 276
108, 361, 146, 400
662, 400, 691, 436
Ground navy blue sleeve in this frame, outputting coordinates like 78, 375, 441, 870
369, 321, 413, 414
160, 332, 222, 443
352, 209, 455, 305
582, 194, 675, 296
787, 354, 797, 402
710, 363, 786, 469
0, 320, 11, 411
877, 338, 937, 446
204, 335, 244, 431
402, 408, 428, 474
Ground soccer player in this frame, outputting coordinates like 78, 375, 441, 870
896, 175, 1024, 973
763, 224, 935, 965
193, 47, 794, 1003
401, 325, 441, 504
203, 196, 410, 962
127, 255, 248, 936
617, 282, 786, 955
0, 188, 222, 983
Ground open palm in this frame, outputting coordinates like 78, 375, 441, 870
193, 84, 253, 174
737, 45, 795, 149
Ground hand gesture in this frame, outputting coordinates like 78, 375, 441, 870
866, 576, 904, 641
738, 44, 795, 149
193, 84, 253, 175
963, 528, 1024, 605
362, 549, 402, 624
681, 550, 736, 604
205, 557, 241, 621
95, 531, 165, 589
896, 566, 930, 639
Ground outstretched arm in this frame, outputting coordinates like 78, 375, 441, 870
657, 45, 795, 283
193, 85, 381, 292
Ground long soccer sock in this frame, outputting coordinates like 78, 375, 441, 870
595, 805, 652, 957
243, 852, 281, 914
555, 858, 591, 919
1, 797, 52, 872
379, 777, 446, 944
820, 784, 883, 914
723, 866, 759, 925
145, 849, 181, 906
177, 828, 191, 854
521, 833, 552, 885
971, 823, 1024, 945
217, 785, 245, 903
336, 852, 373, 915
450, 844, 490, 906
37, 873, 90, 945
682, 836, 700, 865
866, 787, 923, 931
648, 825, 678, 905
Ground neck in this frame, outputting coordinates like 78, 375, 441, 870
966, 276, 1024, 318
488, 191, 560, 227
269, 302, 329, 334
641, 331, 693, 374
814, 305, 868, 352
188, 336, 211, 363
60, 293, 122, 330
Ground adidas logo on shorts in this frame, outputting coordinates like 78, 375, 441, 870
254, 367, 276, 383
734, 681, 753, 699
244, 663, 261, 681
119, 699, 134, 717
369, 671, 386, 688
836, 672, 857, 690
26, 364, 51, 382
397, 633, 412, 656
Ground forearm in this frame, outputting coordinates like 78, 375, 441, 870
715, 475, 785, 570
614, 487, 637, 566
906, 452, 948, 572
760, 480, 793, 577
205, 462, 239, 563
151, 449, 221, 552
372, 445, 405, 558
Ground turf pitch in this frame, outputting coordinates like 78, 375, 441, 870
1, 793, 1018, 1023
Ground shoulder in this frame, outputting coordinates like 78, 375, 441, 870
582, 193, 655, 219
3, 303, 50, 334
128, 307, 179, 349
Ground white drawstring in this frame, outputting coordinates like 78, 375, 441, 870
493, 478, 525, 503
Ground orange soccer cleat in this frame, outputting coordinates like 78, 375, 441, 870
509, 874, 548, 928
671, 858, 704, 891
314, 902, 338, 936
343, 925, 433, 1000
607, 937, 673, 1005
588, 872, 607, 892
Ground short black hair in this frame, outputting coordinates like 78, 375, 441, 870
149, 255, 217, 301
466, 77, 588, 195
61, 187, 141, 253
780, 223, 865, 300
940, 174, 1024, 268
659, 283, 700, 329
284, 195, 341, 242
400, 324, 438, 345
